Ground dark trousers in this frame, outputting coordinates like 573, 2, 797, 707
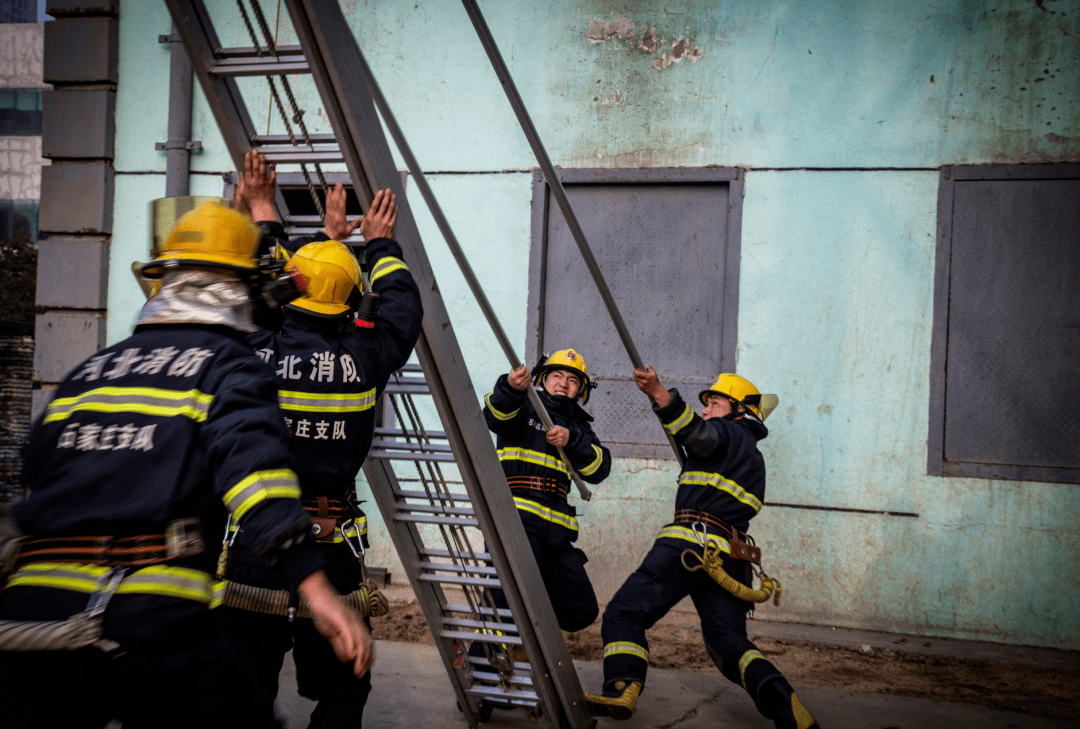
0, 631, 276, 729
601, 540, 800, 725
220, 608, 372, 729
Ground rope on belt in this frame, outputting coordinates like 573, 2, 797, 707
221, 578, 389, 619
681, 541, 782, 605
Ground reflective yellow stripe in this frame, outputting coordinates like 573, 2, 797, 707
739, 649, 766, 688
655, 525, 731, 553
6, 563, 218, 606
278, 389, 376, 413
497, 447, 568, 475
578, 444, 604, 477
484, 393, 519, 421
370, 256, 409, 284
663, 403, 694, 434
678, 471, 763, 513
603, 641, 649, 662
223, 469, 301, 521
44, 387, 213, 424
513, 497, 578, 532
116, 566, 216, 603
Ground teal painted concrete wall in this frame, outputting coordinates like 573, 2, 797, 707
108, 0, 1080, 649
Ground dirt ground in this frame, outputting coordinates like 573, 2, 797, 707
372, 598, 1080, 721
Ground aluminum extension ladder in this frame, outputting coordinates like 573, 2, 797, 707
163, 1, 593, 727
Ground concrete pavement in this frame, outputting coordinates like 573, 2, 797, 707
276, 639, 1075, 729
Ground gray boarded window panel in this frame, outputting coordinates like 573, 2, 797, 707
529, 169, 741, 459
930, 165, 1080, 483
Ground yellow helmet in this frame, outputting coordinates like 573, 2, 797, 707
699, 373, 779, 422
285, 240, 362, 317
141, 202, 260, 276
532, 348, 594, 404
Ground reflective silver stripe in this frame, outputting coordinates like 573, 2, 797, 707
678, 471, 763, 512
578, 444, 604, 476
655, 525, 731, 553
513, 497, 578, 532
739, 649, 766, 688
484, 393, 519, 421
497, 447, 567, 475
44, 386, 213, 423
222, 469, 302, 521
603, 641, 649, 662
278, 389, 376, 413
370, 256, 409, 284
663, 403, 694, 434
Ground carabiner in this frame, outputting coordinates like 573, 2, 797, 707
691, 520, 709, 547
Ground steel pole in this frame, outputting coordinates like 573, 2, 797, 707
460, 0, 684, 465
347, 29, 592, 501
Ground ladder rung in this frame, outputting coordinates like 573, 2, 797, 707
418, 560, 495, 576
399, 489, 471, 503
253, 133, 337, 145
395, 513, 479, 527
374, 427, 447, 440
209, 55, 310, 77
369, 450, 456, 463
469, 670, 533, 687
259, 147, 344, 164
463, 686, 539, 703
216, 44, 304, 58
373, 439, 453, 451
442, 616, 518, 632
444, 604, 512, 619
401, 503, 475, 516
442, 629, 522, 645
384, 383, 432, 395
470, 656, 530, 671
422, 547, 491, 561
419, 573, 500, 588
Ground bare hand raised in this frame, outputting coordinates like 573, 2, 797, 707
236, 150, 277, 223
634, 366, 671, 408
324, 183, 362, 241
507, 365, 530, 392
360, 189, 398, 241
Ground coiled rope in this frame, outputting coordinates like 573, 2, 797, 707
681, 541, 782, 606
222, 578, 389, 619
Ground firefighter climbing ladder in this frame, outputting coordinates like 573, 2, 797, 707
163, 0, 593, 726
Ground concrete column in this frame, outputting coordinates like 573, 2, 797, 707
34, 0, 119, 420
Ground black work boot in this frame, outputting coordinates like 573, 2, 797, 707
759, 677, 819, 729
585, 679, 643, 720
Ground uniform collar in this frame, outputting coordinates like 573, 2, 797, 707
137, 270, 257, 333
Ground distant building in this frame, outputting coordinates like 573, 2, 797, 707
1, 1, 36, 25
0, 23, 48, 243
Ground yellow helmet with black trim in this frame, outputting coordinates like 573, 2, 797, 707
532, 348, 594, 404
141, 202, 260, 277
285, 239, 363, 317
699, 373, 778, 422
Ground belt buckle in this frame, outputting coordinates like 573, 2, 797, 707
166, 517, 206, 559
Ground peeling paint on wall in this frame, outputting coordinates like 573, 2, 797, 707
583, 14, 703, 70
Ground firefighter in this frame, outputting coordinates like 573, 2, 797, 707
0, 202, 372, 729
482, 350, 611, 634
585, 366, 818, 729
221, 151, 423, 728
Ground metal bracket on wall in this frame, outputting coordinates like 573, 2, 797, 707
155, 140, 202, 151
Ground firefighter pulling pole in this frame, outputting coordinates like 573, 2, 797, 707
459, 0, 686, 467
346, 40, 593, 501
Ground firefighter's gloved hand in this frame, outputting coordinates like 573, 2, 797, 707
300, 569, 375, 677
